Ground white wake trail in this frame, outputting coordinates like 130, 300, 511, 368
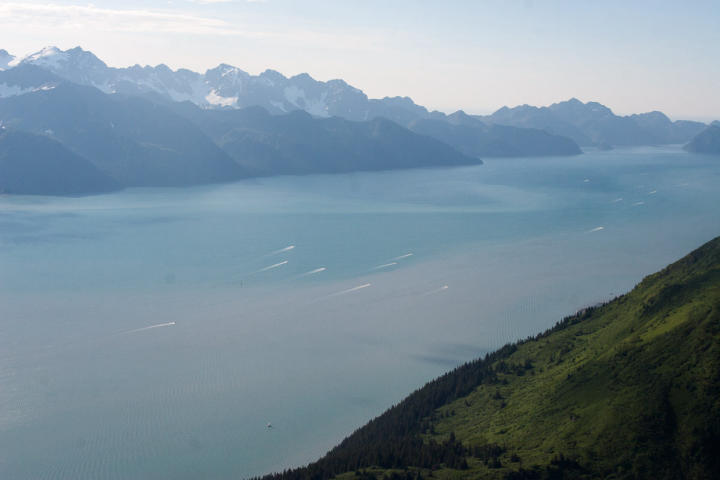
270, 245, 295, 255
392, 253, 414, 261
329, 283, 371, 297
257, 260, 288, 273
122, 322, 176, 334
299, 267, 326, 277
421, 285, 449, 296
588, 226, 604, 233
372, 262, 397, 270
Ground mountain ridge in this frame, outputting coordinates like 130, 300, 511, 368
1, 45, 713, 196
485, 98, 707, 147
2, 46, 706, 146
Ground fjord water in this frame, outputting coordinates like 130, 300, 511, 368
1, 146, 719, 479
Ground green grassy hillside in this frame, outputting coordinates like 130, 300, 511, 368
259, 237, 720, 480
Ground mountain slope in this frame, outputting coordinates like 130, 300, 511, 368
259, 236, 720, 480
0, 79, 480, 191
0, 83, 247, 187
0, 64, 61, 98
684, 125, 720, 154
0, 130, 119, 195
173, 105, 482, 176
409, 115, 582, 158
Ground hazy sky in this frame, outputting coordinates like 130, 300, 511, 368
1, 0, 718, 121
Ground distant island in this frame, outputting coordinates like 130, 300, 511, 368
0, 46, 715, 195
257, 236, 720, 480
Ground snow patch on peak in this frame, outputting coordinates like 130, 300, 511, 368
284, 86, 329, 117
35, 46, 62, 57
23, 46, 67, 69
217, 64, 242, 77
205, 89, 237, 107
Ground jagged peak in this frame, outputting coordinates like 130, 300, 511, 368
36, 45, 62, 56
290, 72, 314, 82
153, 63, 173, 73
260, 68, 285, 78
17, 45, 108, 71
207, 63, 244, 74
449, 109, 470, 117
632, 110, 670, 120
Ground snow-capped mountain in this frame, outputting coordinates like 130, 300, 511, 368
15, 46, 112, 89
6, 46, 430, 123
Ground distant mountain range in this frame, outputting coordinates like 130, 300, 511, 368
3, 46, 709, 146
0, 46, 716, 195
485, 98, 708, 147
0, 65, 478, 194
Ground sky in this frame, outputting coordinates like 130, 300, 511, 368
0, 0, 718, 121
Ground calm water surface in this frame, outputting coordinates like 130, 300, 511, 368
1, 146, 719, 479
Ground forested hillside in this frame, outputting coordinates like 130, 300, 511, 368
258, 236, 720, 480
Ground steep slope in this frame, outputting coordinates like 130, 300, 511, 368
684, 125, 720, 154
0, 83, 246, 187
174, 105, 482, 176
0, 130, 119, 195
259, 236, 720, 480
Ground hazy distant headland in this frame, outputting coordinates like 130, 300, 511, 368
684, 124, 720, 154
0, 46, 716, 195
